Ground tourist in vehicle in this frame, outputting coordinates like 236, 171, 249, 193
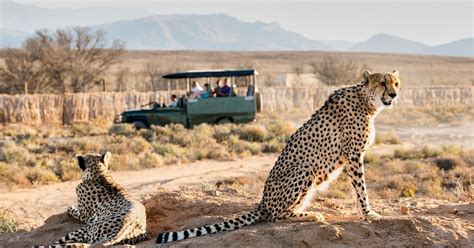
201, 84, 211, 99
214, 79, 223, 97
246, 81, 255, 96
191, 81, 203, 98
170, 94, 178, 107
221, 79, 231, 97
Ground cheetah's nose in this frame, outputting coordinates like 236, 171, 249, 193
388, 93, 397, 98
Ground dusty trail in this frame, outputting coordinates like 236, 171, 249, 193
0, 155, 276, 231
1, 153, 473, 247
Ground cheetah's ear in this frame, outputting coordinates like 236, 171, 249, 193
76, 155, 86, 171
362, 70, 372, 79
101, 151, 112, 166
391, 69, 399, 77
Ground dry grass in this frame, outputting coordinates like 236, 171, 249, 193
0, 117, 296, 190
377, 105, 474, 126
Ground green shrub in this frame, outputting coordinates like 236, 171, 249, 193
0, 208, 17, 235
400, 186, 416, 198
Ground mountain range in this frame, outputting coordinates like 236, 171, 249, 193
1, 2, 472, 57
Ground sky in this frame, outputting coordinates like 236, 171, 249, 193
3, 0, 473, 45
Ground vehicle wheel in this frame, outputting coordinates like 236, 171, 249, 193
255, 92, 262, 113
132, 121, 147, 129
216, 117, 233, 125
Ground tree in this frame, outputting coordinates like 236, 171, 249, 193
292, 65, 305, 84
310, 56, 370, 85
114, 68, 129, 92
145, 61, 161, 91
0, 27, 125, 94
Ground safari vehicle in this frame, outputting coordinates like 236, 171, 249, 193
115, 69, 261, 128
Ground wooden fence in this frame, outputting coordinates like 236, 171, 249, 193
0, 86, 472, 125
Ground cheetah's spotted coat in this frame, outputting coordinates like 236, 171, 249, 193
157, 70, 401, 243
38, 152, 147, 247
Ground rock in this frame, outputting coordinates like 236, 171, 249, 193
400, 206, 410, 215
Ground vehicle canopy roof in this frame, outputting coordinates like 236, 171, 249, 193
162, 69, 258, 79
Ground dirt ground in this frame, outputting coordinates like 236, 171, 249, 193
0, 152, 473, 248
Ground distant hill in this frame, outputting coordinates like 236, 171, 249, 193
320, 40, 356, 51
93, 14, 331, 51
418, 38, 474, 57
1, 2, 154, 32
351, 33, 429, 54
350, 34, 473, 57
0, 3, 472, 57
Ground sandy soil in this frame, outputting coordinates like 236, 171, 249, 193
1, 154, 473, 248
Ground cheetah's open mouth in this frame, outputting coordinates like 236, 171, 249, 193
381, 98, 393, 106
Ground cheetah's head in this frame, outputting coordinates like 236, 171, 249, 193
76, 152, 111, 179
363, 69, 401, 110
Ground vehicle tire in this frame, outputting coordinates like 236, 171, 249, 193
132, 121, 147, 129
255, 92, 262, 113
216, 117, 233, 125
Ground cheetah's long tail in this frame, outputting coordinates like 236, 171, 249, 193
31, 244, 89, 248
156, 208, 264, 244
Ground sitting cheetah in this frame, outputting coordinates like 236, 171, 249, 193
50, 152, 147, 246
156, 70, 401, 244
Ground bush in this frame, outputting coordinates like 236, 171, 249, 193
72, 123, 108, 136
127, 137, 151, 154
266, 119, 295, 140
238, 124, 268, 142
26, 166, 58, 185
153, 143, 185, 158
138, 152, 164, 169
0, 141, 31, 164
109, 124, 136, 137
263, 138, 286, 153
393, 147, 441, 160
434, 156, 465, 171
0, 208, 17, 235
213, 124, 233, 143
400, 185, 417, 198
55, 159, 81, 181
364, 152, 381, 165
375, 132, 401, 145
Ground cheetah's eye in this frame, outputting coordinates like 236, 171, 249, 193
395, 82, 399, 87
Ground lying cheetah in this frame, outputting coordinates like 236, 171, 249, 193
44, 152, 147, 246
156, 70, 401, 244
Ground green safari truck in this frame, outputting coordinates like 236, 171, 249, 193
115, 69, 262, 128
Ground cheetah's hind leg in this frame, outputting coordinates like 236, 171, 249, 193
52, 226, 91, 245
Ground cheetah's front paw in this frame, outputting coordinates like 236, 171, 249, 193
66, 205, 80, 219
363, 210, 381, 222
